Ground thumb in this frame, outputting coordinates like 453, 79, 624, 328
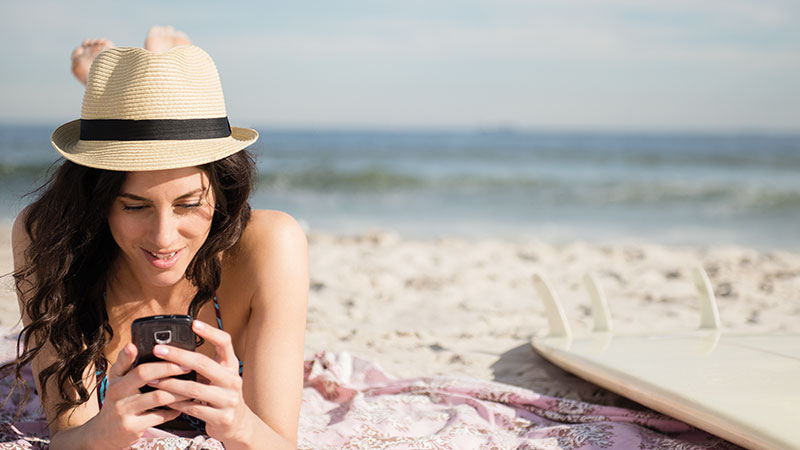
109, 343, 137, 379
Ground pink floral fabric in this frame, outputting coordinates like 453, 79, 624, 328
0, 328, 740, 449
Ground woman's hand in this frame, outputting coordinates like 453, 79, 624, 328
148, 320, 256, 444
83, 343, 192, 449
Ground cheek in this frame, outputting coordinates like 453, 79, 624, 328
107, 211, 145, 248
183, 213, 214, 244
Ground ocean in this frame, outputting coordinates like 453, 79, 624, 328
2, 123, 799, 250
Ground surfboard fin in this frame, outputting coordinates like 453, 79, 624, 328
692, 266, 721, 330
532, 272, 572, 339
584, 272, 613, 333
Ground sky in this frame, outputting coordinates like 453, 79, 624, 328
1, 0, 799, 132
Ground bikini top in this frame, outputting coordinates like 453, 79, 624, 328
95, 295, 243, 432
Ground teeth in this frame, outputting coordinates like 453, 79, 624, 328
149, 251, 177, 260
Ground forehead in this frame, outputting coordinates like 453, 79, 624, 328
120, 167, 211, 196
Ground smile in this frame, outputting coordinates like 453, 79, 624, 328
141, 248, 184, 269
148, 250, 177, 260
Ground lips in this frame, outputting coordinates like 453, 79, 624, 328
142, 248, 184, 269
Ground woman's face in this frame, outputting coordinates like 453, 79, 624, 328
107, 167, 215, 288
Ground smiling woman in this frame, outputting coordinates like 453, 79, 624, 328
0, 45, 308, 450
108, 168, 217, 287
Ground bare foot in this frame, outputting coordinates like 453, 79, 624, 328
144, 26, 192, 54
71, 38, 114, 85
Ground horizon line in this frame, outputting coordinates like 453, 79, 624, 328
1, 120, 799, 137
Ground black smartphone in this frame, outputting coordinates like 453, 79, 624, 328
131, 314, 197, 394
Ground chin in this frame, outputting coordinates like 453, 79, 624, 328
145, 264, 192, 287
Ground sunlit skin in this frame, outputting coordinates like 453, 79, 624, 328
107, 167, 215, 294
71, 26, 192, 85
19, 31, 306, 448
13, 165, 308, 450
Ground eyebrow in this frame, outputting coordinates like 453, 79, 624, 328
118, 188, 206, 202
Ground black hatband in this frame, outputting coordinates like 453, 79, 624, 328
79, 118, 232, 141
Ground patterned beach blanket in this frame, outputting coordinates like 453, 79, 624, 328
1, 329, 739, 450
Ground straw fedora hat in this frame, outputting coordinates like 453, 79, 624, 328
51, 45, 258, 171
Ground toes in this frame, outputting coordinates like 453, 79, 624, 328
145, 25, 191, 53
71, 37, 114, 85
77, 38, 112, 53
97, 38, 114, 50
147, 25, 166, 36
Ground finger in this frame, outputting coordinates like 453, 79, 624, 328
150, 376, 225, 407
137, 408, 182, 429
108, 343, 137, 379
193, 320, 239, 371
129, 388, 192, 413
132, 362, 193, 389
167, 399, 217, 423
152, 344, 232, 387
109, 361, 191, 399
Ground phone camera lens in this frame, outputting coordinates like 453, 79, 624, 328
154, 330, 172, 344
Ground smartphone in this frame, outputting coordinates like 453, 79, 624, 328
131, 314, 196, 394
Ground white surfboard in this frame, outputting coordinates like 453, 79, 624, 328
530, 268, 800, 450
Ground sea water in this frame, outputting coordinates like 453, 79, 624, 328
2, 124, 799, 250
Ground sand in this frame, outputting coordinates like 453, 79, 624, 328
2, 224, 800, 408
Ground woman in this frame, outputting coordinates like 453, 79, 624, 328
5, 44, 308, 449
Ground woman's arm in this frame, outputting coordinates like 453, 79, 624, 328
12, 212, 188, 450
239, 210, 308, 445
12, 211, 97, 438
13, 211, 101, 446
152, 210, 308, 449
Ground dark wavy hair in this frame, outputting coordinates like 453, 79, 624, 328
1, 149, 255, 421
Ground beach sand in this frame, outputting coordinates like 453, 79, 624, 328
2, 224, 799, 408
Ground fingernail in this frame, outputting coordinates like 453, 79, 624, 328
148, 379, 160, 385
180, 366, 191, 373
153, 345, 168, 356
194, 320, 205, 330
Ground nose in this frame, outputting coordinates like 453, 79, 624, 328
150, 207, 179, 249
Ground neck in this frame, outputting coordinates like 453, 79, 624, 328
105, 257, 196, 316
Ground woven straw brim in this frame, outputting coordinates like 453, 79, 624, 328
51, 119, 258, 171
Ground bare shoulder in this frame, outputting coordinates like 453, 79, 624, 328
12, 207, 34, 307
222, 210, 308, 293
11, 206, 32, 252
240, 210, 307, 249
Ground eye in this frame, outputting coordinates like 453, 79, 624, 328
122, 204, 147, 211
178, 202, 203, 209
